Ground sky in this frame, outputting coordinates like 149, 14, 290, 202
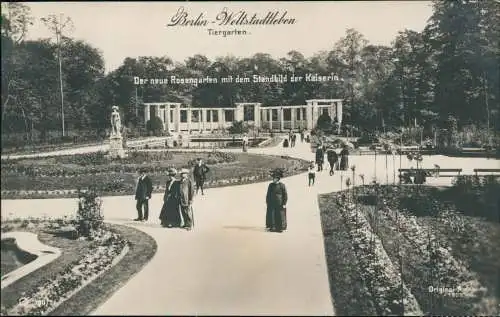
23, 1, 434, 73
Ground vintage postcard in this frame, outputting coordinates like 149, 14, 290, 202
1, 1, 499, 316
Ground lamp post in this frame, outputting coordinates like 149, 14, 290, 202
41, 14, 74, 138
29, 111, 34, 144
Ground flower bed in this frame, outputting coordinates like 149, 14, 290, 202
335, 194, 422, 316
1, 153, 309, 199
378, 199, 487, 297
4, 225, 128, 316
351, 184, 498, 315
1, 150, 237, 178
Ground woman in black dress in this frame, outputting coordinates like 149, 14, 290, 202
159, 168, 182, 227
339, 145, 349, 170
265, 168, 288, 232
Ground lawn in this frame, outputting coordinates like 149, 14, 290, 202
0, 219, 156, 316
1, 151, 309, 198
319, 177, 500, 316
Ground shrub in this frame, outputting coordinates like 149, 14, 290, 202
451, 175, 500, 221
76, 187, 104, 237
57, 151, 109, 166
315, 113, 334, 133
357, 133, 379, 146
126, 150, 174, 162
228, 121, 249, 134
146, 116, 164, 136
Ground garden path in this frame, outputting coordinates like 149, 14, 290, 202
1, 138, 498, 315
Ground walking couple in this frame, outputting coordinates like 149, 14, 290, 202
158, 168, 195, 230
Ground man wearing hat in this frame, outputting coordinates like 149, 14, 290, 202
179, 168, 195, 230
265, 168, 288, 232
159, 168, 182, 227
326, 146, 339, 176
134, 168, 153, 221
193, 157, 210, 195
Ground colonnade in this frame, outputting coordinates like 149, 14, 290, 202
143, 99, 342, 133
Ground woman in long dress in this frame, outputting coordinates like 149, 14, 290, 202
265, 168, 288, 233
339, 145, 349, 170
242, 134, 249, 152
159, 168, 182, 227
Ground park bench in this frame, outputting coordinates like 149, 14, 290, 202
398, 168, 462, 177
473, 168, 500, 176
398, 168, 462, 184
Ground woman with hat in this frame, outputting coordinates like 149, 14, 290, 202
159, 168, 182, 228
265, 168, 288, 232
339, 144, 350, 171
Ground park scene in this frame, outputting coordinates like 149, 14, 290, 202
1, 1, 499, 316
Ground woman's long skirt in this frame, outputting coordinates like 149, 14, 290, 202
159, 201, 182, 227
266, 205, 287, 231
340, 156, 349, 170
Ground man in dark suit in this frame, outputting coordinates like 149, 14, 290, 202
193, 158, 210, 195
134, 168, 153, 221
315, 146, 324, 172
326, 147, 339, 176
179, 168, 194, 230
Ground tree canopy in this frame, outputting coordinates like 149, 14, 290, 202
2, 1, 499, 143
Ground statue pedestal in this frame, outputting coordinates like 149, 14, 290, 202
108, 134, 127, 159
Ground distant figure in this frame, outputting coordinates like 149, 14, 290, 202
283, 138, 289, 148
179, 169, 194, 230
315, 146, 324, 171
265, 168, 288, 233
339, 145, 350, 170
242, 134, 249, 152
400, 171, 413, 184
134, 168, 153, 221
326, 147, 339, 176
300, 130, 305, 142
288, 131, 293, 144
193, 157, 210, 195
291, 134, 296, 147
305, 135, 310, 143
159, 168, 182, 228
414, 169, 427, 185
308, 161, 316, 186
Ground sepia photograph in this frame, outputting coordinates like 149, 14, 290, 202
1, 1, 499, 316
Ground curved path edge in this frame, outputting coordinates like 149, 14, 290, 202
1, 232, 62, 289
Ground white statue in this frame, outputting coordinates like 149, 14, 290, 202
110, 106, 122, 136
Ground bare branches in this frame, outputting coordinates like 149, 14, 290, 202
1, 2, 34, 44
40, 14, 74, 38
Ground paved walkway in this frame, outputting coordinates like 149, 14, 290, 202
1, 139, 498, 315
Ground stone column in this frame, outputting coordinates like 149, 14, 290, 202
306, 102, 313, 130
201, 109, 205, 132
336, 100, 343, 134
165, 105, 170, 133
175, 104, 181, 132
219, 108, 224, 126
312, 101, 319, 129
269, 109, 273, 131
254, 103, 261, 128
144, 104, 150, 125
236, 104, 244, 122
331, 103, 336, 121
156, 105, 161, 121
187, 108, 192, 132
290, 107, 295, 130
280, 107, 285, 131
